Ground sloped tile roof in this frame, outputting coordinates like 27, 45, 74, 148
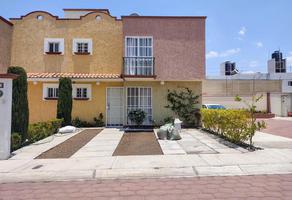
27, 72, 121, 79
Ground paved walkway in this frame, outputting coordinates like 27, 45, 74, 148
261, 118, 292, 139
1, 174, 291, 200
1, 128, 292, 183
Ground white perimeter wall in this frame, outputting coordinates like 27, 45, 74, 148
202, 93, 267, 111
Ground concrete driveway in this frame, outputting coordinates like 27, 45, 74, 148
0, 127, 292, 183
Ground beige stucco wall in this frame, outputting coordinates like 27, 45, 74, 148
203, 79, 281, 96
0, 19, 12, 73
10, 11, 122, 74
202, 79, 282, 112
28, 80, 202, 125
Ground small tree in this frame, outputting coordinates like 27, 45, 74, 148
128, 109, 146, 126
57, 78, 72, 126
7, 66, 29, 143
165, 87, 201, 127
235, 94, 266, 147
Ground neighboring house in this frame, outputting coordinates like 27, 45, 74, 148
0, 16, 13, 73
1, 9, 206, 126
203, 51, 292, 117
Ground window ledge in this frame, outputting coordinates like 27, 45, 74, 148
45, 52, 62, 55
74, 97, 89, 100
44, 97, 58, 100
74, 52, 90, 55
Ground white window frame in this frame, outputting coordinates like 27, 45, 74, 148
124, 36, 153, 57
43, 83, 59, 100
72, 38, 93, 55
73, 84, 92, 100
44, 38, 64, 54
126, 87, 152, 125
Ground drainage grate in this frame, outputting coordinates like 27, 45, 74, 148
32, 165, 43, 169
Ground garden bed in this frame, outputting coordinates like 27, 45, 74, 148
112, 132, 163, 156
36, 129, 102, 159
254, 113, 275, 119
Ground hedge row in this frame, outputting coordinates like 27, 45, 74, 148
11, 119, 63, 151
28, 119, 63, 143
201, 109, 252, 144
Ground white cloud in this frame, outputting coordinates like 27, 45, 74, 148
238, 26, 247, 36
256, 42, 263, 48
206, 51, 219, 58
206, 48, 240, 59
249, 60, 259, 68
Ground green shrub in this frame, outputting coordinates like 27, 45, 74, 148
57, 78, 72, 126
11, 132, 22, 151
235, 94, 266, 146
72, 117, 93, 127
201, 109, 251, 144
165, 87, 201, 127
128, 109, 146, 126
163, 116, 174, 124
7, 66, 29, 143
72, 113, 104, 127
28, 119, 63, 143
94, 113, 105, 127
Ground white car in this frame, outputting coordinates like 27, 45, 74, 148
202, 104, 226, 109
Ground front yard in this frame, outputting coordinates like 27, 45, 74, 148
1, 123, 292, 182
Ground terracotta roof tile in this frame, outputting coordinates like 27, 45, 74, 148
27, 72, 121, 79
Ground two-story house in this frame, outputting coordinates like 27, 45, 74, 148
0, 9, 206, 126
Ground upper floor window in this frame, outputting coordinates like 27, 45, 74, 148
73, 39, 92, 55
288, 81, 292, 86
77, 42, 88, 53
49, 42, 60, 53
125, 37, 153, 57
44, 38, 64, 55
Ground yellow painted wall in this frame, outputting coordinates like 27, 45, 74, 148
28, 80, 202, 125
124, 81, 202, 125
28, 81, 123, 123
10, 11, 122, 74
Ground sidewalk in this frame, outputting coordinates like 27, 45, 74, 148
0, 129, 292, 183
1, 174, 291, 200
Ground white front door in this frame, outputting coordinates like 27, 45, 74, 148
106, 88, 124, 126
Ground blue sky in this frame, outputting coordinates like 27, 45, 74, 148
1, 0, 292, 75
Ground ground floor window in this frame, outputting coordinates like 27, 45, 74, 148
76, 88, 88, 98
127, 87, 152, 125
43, 84, 59, 100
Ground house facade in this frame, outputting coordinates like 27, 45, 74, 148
0, 9, 206, 126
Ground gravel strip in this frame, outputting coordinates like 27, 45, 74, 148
36, 129, 102, 159
113, 132, 163, 156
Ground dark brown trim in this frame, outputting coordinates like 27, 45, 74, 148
45, 52, 62, 55
121, 15, 207, 19
0, 16, 13, 26
121, 74, 157, 79
74, 97, 89, 101
9, 10, 120, 21
44, 97, 58, 100
0, 73, 19, 79
63, 8, 110, 14
74, 52, 90, 55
